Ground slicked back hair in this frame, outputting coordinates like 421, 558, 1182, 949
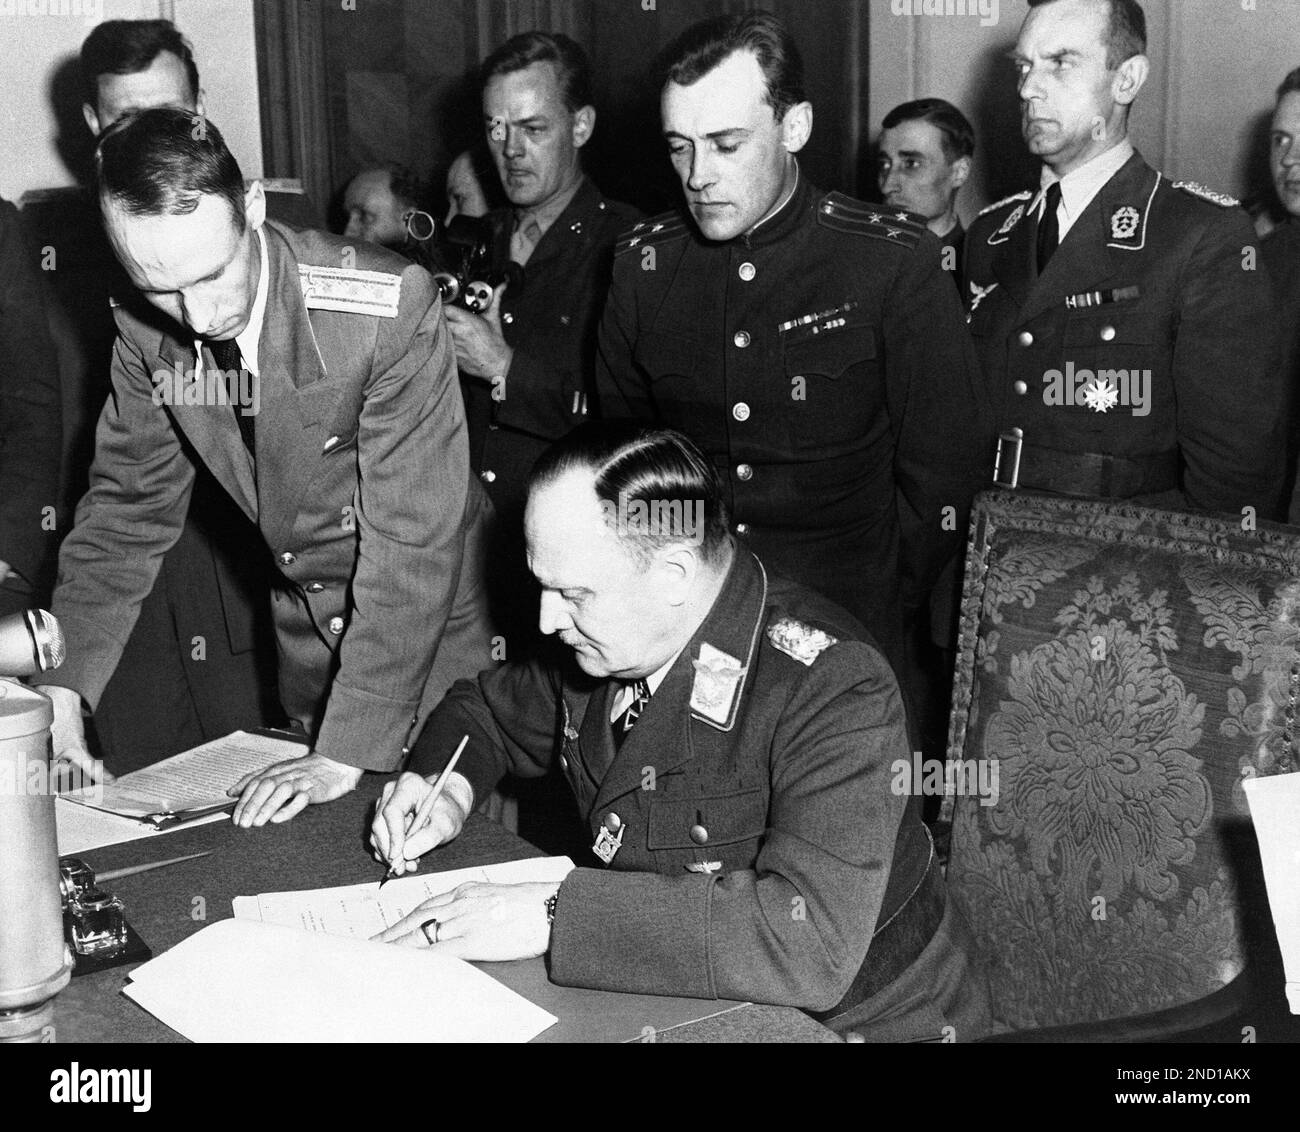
481, 31, 594, 113
81, 19, 200, 110
1279, 67, 1300, 101
1028, 0, 1147, 70
530, 426, 732, 567
96, 107, 246, 234
661, 11, 806, 122
882, 98, 975, 162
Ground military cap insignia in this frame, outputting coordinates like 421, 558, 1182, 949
816, 192, 925, 248
767, 618, 838, 666
299, 265, 401, 317
690, 643, 748, 726
1110, 206, 1140, 240
1172, 181, 1239, 208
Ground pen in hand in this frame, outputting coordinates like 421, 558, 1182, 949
380, 734, 469, 886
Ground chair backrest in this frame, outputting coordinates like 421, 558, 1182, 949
946, 489, 1300, 1032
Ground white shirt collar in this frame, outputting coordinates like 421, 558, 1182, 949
608, 644, 687, 722
194, 225, 269, 375
1037, 139, 1135, 241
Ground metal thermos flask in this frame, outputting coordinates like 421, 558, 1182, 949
0, 682, 72, 1041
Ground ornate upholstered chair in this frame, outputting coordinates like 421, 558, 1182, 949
945, 489, 1300, 1039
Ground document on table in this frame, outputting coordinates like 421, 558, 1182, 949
233, 856, 575, 939
55, 797, 228, 855
122, 919, 558, 1042
60, 730, 305, 822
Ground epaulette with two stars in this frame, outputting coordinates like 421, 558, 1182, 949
815, 192, 927, 248
1171, 181, 1240, 208
977, 190, 1033, 218
298, 264, 401, 317
766, 617, 839, 667
615, 212, 690, 257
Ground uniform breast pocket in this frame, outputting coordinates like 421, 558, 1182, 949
633, 331, 708, 384
781, 329, 878, 442
1057, 311, 1166, 419
647, 788, 768, 873
321, 427, 359, 457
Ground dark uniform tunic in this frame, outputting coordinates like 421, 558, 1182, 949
963, 150, 1285, 518
463, 178, 641, 520
1262, 218, 1300, 521
410, 550, 989, 1040
595, 172, 988, 672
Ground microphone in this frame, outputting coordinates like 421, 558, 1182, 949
0, 610, 65, 676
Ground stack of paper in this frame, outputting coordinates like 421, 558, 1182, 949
123, 919, 558, 1042
233, 856, 576, 939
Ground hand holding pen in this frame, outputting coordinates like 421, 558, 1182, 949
370, 735, 471, 885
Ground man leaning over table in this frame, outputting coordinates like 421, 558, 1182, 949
370, 427, 989, 1042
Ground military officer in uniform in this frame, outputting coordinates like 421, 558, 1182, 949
448, 33, 640, 657
371, 428, 989, 1042
595, 13, 987, 683
965, 0, 1284, 518
37, 109, 495, 824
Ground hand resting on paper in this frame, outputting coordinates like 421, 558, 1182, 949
369, 769, 475, 876
372, 879, 560, 961
229, 752, 362, 826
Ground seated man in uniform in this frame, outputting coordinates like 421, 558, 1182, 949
371, 428, 989, 1042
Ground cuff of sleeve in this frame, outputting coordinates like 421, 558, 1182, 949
40, 613, 129, 709
312, 683, 422, 772
548, 868, 716, 999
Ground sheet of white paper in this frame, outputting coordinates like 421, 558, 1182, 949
55, 797, 228, 854
233, 856, 575, 939
1243, 773, 1300, 1013
122, 918, 557, 1042
62, 731, 305, 818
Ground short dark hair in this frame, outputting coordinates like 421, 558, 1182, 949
662, 11, 806, 122
96, 107, 246, 233
1028, 0, 1147, 70
882, 98, 975, 161
530, 426, 732, 566
80, 19, 200, 110
1278, 67, 1300, 101
480, 31, 593, 114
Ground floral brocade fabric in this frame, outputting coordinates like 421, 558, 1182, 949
948, 492, 1300, 1031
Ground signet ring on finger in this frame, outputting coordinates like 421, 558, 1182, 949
421, 918, 440, 944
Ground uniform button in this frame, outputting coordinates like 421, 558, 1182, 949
1099, 324, 1116, 342
733, 330, 751, 348
690, 823, 709, 845
278, 551, 296, 567
738, 261, 756, 282
502, 312, 514, 325
559, 755, 568, 771
480, 469, 497, 483
1017, 330, 1034, 347
305, 582, 325, 594
735, 523, 750, 536
328, 616, 345, 635
736, 463, 754, 481
604, 812, 622, 833
732, 402, 751, 422
1013, 380, 1028, 396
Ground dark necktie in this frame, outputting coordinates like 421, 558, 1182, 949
207, 338, 256, 453
1036, 181, 1062, 274
611, 678, 651, 751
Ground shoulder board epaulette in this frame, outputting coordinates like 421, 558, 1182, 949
299, 265, 401, 317
766, 618, 839, 667
616, 212, 689, 256
816, 192, 926, 248
978, 191, 1033, 218
1171, 181, 1239, 208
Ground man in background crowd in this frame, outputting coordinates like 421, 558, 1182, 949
342, 164, 426, 250
878, 97, 974, 285
965, 0, 1284, 520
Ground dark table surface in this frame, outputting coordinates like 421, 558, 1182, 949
52, 777, 839, 1043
